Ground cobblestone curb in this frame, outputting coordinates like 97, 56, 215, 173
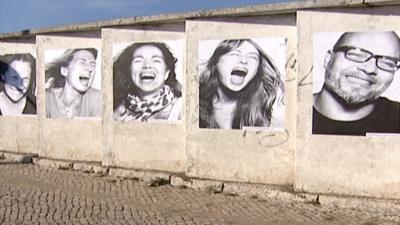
0, 151, 36, 163
170, 175, 223, 193
33, 158, 73, 169
109, 167, 170, 186
318, 194, 400, 211
30, 157, 400, 211
72, 162, 109, 176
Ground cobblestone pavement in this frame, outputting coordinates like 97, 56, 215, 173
0, 163, 399, 225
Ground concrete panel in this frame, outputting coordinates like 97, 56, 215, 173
36, 36, 102, 162
0, 43, 38, 154
296, 11, 400, 199
185, 18, 297, 184
102, 28, 186, 172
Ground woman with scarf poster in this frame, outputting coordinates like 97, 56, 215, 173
113, 42, 182, 122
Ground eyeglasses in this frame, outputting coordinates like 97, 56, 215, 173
333, 46, 400, 72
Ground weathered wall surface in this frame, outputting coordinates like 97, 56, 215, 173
0, 43, 38, 154
185, 18, 297, 184
102, 27, 186, 172
0, 0, 399, 200
296, 9, 400, 199
36, 36, 102, 161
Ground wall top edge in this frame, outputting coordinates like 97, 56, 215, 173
0, 0, 398, 40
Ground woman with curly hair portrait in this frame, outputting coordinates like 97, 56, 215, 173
0, 53, 36, 115
113, 42, 182, 122
199, 39, 285, 129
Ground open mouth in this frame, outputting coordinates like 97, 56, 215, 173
345, 75, 372, 86
140, 71, 156, 81
230, 68, 248, 85
79, 74, 91, 85
231, 68, 248, 77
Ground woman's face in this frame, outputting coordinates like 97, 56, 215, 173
3, 60, 32, 102
61, 50, 96, 93
217, 41, 260, 92
130, 45, 169, 97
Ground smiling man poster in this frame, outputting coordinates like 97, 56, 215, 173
312, 31, 400, 136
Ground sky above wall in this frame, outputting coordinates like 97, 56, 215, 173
0, 0, 300, 34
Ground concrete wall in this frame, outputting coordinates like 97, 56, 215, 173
0, 43, 38, 154
36, 36, 102, 162
296, 9, 400, 199
0, 0, 400, 199
185, 18, 297, 184
102, 28, 186, 172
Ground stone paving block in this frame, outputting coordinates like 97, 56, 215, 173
108, 168, 136, 178
109, 168, 170, 186
93, 165, 109, 175
294, 193, 321, 204
191, 179, 223, 193
223, 182, 294, 200
222, 182, 323, 204
1, 152, 36, 163
170, 175, 193, 188
33, 158, 73, 170
140, 172, 170, 187
72, 162, 94, 172
223, 182, 271, 197
261, 188, 300, 202
72, 162, 108, 175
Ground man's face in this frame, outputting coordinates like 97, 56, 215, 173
217, 41, 260, 92
61, 50, 96, 93
324, 32, 400, 104
3, 60, 31, 102
130, 45, 169, 96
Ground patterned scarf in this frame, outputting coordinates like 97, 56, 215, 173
124, 85, 174, 121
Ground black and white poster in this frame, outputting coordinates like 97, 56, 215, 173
0, 53, 36, 116
198, 38, 286, 130
112, 41, 184, 123
45, 48, 101, 119
312, 31, 400, 136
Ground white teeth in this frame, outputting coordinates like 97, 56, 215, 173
140, 71, 155, 79
79, 74, 90, 79
346, 76, 371, 86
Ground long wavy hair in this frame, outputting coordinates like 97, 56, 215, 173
199, 39, 284, 129
113, 42, 182, 110
0, 53, 36, 107
45, 48, 98, 88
